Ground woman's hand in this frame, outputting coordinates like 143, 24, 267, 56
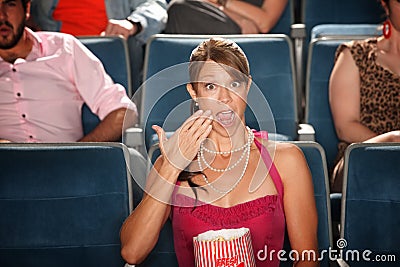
152, 110, 213, 171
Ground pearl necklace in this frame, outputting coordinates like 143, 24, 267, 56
199, 127, 253, 172
202, 130, 250, 155
197, 127, 253, 194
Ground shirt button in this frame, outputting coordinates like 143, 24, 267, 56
12, 68, 16, 72
29, 135, 33, 139
22, 114, 26, 118
16, 92, 21, 97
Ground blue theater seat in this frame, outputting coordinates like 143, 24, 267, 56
0, 143, 133, 267
282, 141, 332, 267
311, 24, 381, 40
301, 0, 384, 42
78, 36, 131, 135
305, 36, 367, 170
340, 143, 400, 267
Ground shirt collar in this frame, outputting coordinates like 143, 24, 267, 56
25, 27, 44, 61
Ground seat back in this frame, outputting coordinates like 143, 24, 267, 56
311, 24, 381, 40
141, 34, 298, 148
341, 143, 400, 266
0, 143, 132, 267
301, 0, 385, 42
78, 36, 131, 135
305, 36, 366, 170
284, 142, 332, 266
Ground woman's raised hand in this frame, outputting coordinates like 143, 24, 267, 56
152, 110, 213, 171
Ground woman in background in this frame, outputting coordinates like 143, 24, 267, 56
165, 0, 288, 34
329, 0, 400, 192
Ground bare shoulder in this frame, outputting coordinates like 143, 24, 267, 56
254, 138, 303, 161
273, 142, 310, 185
274, 142, 305, 163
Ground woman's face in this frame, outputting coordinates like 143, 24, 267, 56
187, 60, 250, 135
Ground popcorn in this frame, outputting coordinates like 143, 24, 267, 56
193, 228, 256, 267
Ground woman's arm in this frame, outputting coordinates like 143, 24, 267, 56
276, 143, 319, 266
79, 108, 136, 142
120, 157, 180, 264
329, 48, 378, 143
120, 110, 213, 264
330, 48, 400, 144
223, 0, 288, 33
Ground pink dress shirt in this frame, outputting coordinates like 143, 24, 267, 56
0, 28, 135, 142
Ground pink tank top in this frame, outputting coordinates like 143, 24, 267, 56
171, 131, 285, 267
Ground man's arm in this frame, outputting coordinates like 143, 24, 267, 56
79, 107, 137, 142
102, 0, 167, 43
125, 0, 167, 43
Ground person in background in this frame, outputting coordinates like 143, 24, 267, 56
120, 38, 318, 266
0, 0, 137, 143
165, 0, 287, 34
329, 0, 400, 192
29, 0, 168, 91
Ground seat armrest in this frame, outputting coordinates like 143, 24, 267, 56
290, 23, 307, 114
291, 23, 306, 39
298, 123, 316, 141
123, 127, 144, 150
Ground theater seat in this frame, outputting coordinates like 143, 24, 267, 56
78, 36, 131, 135
340, 143, 400, 267
281, 141, 332, 267
0, 143, 133, 267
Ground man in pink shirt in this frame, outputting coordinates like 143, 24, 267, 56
0, 0, 137, 142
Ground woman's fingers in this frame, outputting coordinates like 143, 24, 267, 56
152, 125, 167, 152
180, 109, 207, 132
195, 125, 213, 146
151, 110, 214, 171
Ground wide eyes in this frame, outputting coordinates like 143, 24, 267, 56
204, 81, 242, 91
205, 83, 217, 91
230, 81, 241, 88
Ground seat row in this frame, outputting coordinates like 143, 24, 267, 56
77, 32, 385, 171
1, 142, 399, 266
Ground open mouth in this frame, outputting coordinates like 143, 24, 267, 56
215, 110, 235, 127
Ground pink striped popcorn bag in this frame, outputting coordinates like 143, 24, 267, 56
193, 228, 256, 267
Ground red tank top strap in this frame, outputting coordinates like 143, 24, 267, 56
252, 130, 284, 198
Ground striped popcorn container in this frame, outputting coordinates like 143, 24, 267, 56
193, 228, 256, 267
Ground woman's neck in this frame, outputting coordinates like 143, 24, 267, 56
205, 125, 249, 152
378, 30, 400, 55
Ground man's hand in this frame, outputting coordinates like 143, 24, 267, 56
101, 19, 138, 39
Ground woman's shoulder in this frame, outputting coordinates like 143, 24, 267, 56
274, 142, 304, 161
254, 137, 304, 164
336, 37, 378, 61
